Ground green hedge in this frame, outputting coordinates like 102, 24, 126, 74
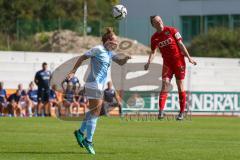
0, 33, 36, 51
189, 27, 240, 58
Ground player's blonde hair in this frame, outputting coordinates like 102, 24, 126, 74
102, 27, 116, 44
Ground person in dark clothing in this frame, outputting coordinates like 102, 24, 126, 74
7, 89, 22, 117
0, 82, 8, 116
34, 62, 51, 116
27, 81, 38, 117
102, 81, 122, 116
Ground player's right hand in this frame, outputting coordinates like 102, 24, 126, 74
144, 63, 150, 70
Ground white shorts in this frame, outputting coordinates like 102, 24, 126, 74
85, 82, 104, 99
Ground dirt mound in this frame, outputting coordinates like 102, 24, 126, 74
35, 30, 151, 55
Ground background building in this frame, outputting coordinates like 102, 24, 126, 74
120, 0, 240, 45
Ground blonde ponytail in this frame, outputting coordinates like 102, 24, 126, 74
102, 27, 116, 43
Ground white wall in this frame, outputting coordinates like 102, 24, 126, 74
0, 51, 78, 89
0, 51, 239, 92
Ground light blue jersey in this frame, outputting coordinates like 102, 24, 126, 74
84, 45, 116, 86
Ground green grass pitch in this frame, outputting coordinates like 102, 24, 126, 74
0, 117, 240, 160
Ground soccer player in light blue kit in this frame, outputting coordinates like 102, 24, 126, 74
68, 28, 130, 154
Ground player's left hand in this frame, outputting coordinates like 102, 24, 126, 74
144, 63, 150, 70
188, 57, 197, 65
120, 55, 131, 65
126, 55, 132, 60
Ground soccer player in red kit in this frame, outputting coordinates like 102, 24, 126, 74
144, 15, 197, 120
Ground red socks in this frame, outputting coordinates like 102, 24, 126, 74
159, 92, 168, 111
179, 91, 186, 113
159, 91, 186, 113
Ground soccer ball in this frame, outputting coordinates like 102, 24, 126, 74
112, 4, 127, 20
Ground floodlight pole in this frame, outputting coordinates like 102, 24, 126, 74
83, 0, 88, 37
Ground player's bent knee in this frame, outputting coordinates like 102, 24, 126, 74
89, 105, 102, 117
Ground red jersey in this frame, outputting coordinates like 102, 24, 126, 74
151, 26, 184, 61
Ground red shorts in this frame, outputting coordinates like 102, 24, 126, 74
162, 58, 186, 80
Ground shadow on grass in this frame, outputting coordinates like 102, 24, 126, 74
0, 151, 87, 155
0, 151, 116, 155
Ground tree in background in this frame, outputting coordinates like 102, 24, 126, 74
0, 0, 119, 36
0, 0, 120, 50
189, 27, 240, 58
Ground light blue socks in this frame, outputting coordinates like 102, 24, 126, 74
79, 111, 98, 142
79, 111, 90, 133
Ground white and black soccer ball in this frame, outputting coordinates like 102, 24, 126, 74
112, 4, 127, 20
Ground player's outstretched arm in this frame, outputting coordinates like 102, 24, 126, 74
67, 55, 89, 79
177, 41, 197, 65
144, 49, 156, 70
112, 54, 131, 66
